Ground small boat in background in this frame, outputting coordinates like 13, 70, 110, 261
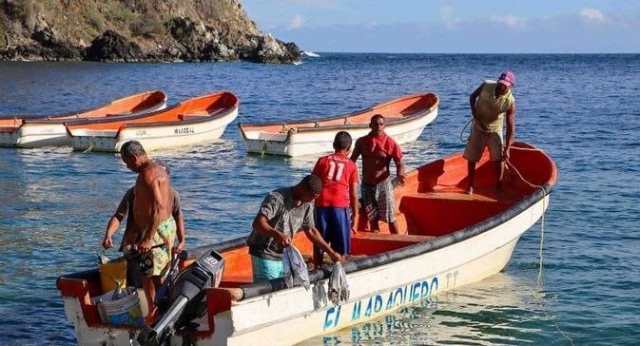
68, 92, 239, 153
239, 93, 439, 157
57, 142, 557, 345
0, 91, 167, 148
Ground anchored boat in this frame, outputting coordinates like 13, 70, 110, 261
67, 92, 239, 152
239, 93, 439, 157
57, 142, 556, 345
0, 91, 167, 148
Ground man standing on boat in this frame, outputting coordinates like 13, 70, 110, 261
312, 131, 359, 265
119, 141, 177, 319
102, 161, 186, 287
351, 114, 406, 234
247, 175, 343, 282
464, 71, 516, 194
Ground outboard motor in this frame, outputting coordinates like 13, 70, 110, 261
137, 249, 224, 346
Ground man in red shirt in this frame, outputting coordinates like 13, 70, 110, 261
312, 131, 359, 263
351, 114, 406, 234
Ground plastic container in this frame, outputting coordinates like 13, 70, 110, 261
96, 288, 144, 326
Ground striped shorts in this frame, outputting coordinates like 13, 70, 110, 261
361, 178, 396, 224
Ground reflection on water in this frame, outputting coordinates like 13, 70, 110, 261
301, 274, 567, 345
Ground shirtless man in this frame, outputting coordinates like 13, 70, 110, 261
120, 141, 176, 318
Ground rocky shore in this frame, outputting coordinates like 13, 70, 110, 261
0, 0, 300, 64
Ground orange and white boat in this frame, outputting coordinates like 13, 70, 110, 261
239, 93, 439, 157
57, 142, 557, 345
67, 92, 239, 152
0, 91, 167, 148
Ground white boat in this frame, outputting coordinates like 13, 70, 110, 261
0, 91, 167, 148
67, 92, 239, 152
57, 142, 557, 345
238, 93, 439, 157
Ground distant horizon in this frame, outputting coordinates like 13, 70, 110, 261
301, 51, 640, 55
244, 1, 640, 54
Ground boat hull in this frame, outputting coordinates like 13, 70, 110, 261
242, 108, 437, 157
62, 194, 548, 346
0, 92, 167, 148
71, 108, 238, 152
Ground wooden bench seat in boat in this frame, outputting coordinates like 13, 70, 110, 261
399, 191, 513, 237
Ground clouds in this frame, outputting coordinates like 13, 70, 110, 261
490, 15, 528, 29
440, 5, 459, 29
247, 1, 639, 53
580, 8, 606, 24
289, 14, 304, 30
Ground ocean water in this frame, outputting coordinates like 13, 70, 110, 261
0, 54, 639, 345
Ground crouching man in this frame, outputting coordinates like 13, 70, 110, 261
247, 175, 343, 282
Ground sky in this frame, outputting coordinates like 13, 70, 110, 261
242, 0, 640, 53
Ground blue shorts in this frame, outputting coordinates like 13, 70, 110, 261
251, 256, 284, 282
315, 207, 351, 255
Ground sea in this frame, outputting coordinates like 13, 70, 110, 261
0, 53, 638, 345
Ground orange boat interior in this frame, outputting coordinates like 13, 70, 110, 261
57, 143, 555, 330
218, 143, 556, 287
0, 91, 166, 133
240, 93, 438, 134
65, 92, 237, 132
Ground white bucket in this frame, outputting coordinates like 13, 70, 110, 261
95, 288, 144, 326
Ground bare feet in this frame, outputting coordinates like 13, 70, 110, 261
466, 186, 474, 195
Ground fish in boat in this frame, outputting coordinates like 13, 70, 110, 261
57, 141, 557, 345
67, 91, 239, 152
0, 90, 167, 148
239, 93, 439, 157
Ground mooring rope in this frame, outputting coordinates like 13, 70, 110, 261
81, 143, 94, 153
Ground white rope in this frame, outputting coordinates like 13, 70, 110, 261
537, 196, 545, 288
81, 143, 94, 153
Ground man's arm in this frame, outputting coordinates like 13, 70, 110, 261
252, 214, 291, 247
503, 103, 516, 160
172, 191, 186, 253
102, 216, 121, 249
103, 190, 130, 249
394, 157, 406, 184
174, 211, 186, 253
469, 84, 483, 115
349, 179, 359, 231
350, 141, 361, 162
469, 84, 487, 131
303, 227, 343, 262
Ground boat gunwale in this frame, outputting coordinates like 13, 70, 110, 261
65, 92, 238, 135
238, 93, 439, 137
5, 90, 167, 125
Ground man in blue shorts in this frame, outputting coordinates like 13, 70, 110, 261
312, 131, 359, 264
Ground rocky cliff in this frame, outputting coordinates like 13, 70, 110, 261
0, 0, 300, 63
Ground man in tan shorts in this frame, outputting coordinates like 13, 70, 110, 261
464, 71, 516, 194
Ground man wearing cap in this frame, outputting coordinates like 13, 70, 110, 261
247, 175, 344, 282
464, 71, 517, 194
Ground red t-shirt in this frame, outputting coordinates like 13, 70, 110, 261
313, 153, 358, 208
355, 133, 403, 185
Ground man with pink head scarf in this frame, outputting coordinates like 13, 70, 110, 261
463, 70, 517, 194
